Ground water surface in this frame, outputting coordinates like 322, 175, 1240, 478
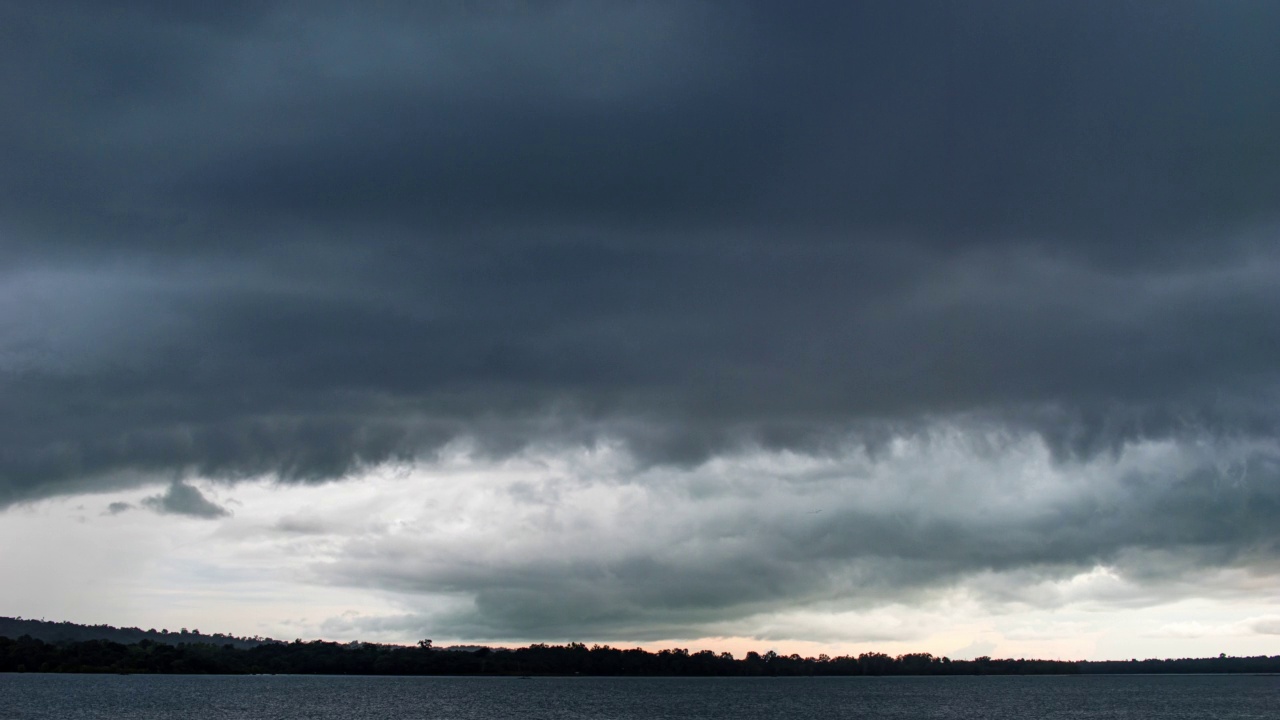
2, 673, 1277, 719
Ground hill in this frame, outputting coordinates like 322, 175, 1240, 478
0, 617, 274, 650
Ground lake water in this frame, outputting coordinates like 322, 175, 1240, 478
1, 674, 1277, 719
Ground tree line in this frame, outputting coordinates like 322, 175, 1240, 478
2, 635, 1278, 676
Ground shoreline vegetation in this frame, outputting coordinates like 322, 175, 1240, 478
2, 618, 1277, 676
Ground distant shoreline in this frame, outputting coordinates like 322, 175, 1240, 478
5, 617, 1277, 677
3, 633, 1278, 677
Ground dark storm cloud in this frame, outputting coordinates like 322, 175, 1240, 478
2, 0, 1280, 506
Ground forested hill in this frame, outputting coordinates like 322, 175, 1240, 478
0, 617, 274, 650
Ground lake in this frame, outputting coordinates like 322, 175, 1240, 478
1, 673, 1277, 719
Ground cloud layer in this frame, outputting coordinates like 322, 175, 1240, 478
2, 1, 1279, 646
4, 1, 1279, 502
4, 430, 1278, 656
291, 431, 1279, 641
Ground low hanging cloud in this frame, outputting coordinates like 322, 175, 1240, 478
141, 481, 230, 519
251, 429, 1280, 642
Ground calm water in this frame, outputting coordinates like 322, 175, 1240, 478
1, 674, 1277, 719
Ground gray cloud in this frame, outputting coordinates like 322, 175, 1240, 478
297, 433, 1280, 641
1, 0, 1279, 641
141, 481, 230, 519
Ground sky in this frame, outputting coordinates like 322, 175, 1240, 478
2, 1, 1279, 661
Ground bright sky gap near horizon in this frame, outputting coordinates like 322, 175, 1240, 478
2, 1, 1279, 661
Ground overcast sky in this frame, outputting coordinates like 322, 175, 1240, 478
3, 1, 1280, 660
